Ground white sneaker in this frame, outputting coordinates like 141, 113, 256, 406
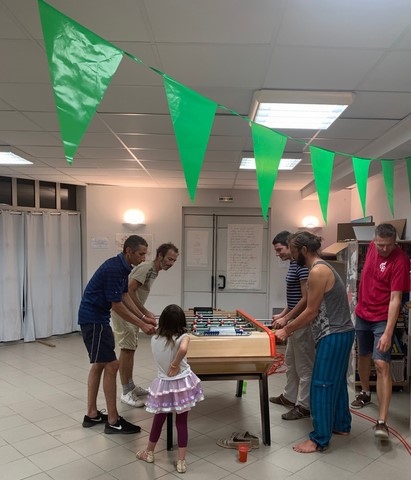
133, 385, 149, 396
121, 391, 145, 408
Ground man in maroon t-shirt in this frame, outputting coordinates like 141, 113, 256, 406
353, 223, 410, 440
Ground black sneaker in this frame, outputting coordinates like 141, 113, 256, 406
82, 409, 108, 428
351, 391, 371, 409
374, 420, 389, 440
104, 416, 141, 435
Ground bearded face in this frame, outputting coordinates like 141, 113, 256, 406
290, 242, 306, 267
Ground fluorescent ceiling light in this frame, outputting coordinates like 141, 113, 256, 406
240, 157, 301, 170
250, 90, 354, 130
0, 152, 33, 165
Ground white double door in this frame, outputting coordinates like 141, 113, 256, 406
182, 207, 270, 319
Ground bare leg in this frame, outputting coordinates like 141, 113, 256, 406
103, 359, 120, 424
87, 363, 105, 418
374, 359, 391, 422
118, 349, 135, 388
178, 446, 187, 461
357, 354, 372, 391
293, 439, 319, 453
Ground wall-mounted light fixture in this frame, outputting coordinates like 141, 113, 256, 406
302, 216, 320, 229
122, 209, 145, 230
299, 215, 322, 233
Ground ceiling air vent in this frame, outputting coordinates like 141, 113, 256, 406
219, 196, 233, 203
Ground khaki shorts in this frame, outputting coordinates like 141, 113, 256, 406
111, 315, 140, 350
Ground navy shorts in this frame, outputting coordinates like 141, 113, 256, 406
80, 323, 117, 363
355, 316, 392, 362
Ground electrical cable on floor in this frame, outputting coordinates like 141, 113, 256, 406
267, 353, 286, 375
350, 408, 411, 456
267, 357, 410, 455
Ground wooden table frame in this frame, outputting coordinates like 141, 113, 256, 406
166, 371, 271, 449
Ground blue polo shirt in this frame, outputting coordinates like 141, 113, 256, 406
78, 253, 131, 325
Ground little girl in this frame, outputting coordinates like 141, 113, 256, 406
136, 304, 204, 473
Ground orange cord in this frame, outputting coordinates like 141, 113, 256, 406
268, 356, 411, 456
267, 353, 286, 375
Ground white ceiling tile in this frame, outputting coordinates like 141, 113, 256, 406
264, 46, 384, 91
145, 0, 283, 44
279, 0, 411, 49
158, 44, 270, 88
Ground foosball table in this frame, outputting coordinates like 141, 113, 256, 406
166, 308, 276, 448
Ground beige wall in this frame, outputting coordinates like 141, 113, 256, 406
82, 185, 351, 314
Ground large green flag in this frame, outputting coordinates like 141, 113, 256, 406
309, 146, 334, 224
352, 156, 372, 217
381, 160, 394, 217
38, 0, 124, 164
251, 123, 287, 220
163, 75, 217, 201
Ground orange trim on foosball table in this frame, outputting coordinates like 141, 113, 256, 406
236, 309, 276, 357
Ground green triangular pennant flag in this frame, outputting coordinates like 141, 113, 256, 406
352, 156, 372, 217
38, 0, 124, 164
163, 75, 217, 201
309, 146, 335, 224
381, 159, 394, 216
251, 123, 287, 220
406, 157, 411, 204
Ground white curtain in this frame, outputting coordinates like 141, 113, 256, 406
0, 211, 25, 341
24, 211, 82, 341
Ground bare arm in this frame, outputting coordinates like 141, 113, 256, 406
378, 290, 402, 352
272, 306, 289, 326
168, 335, 190, 376
111, 298, 156, 335
275, 265, 331, 341
274, 279, 308, 328
128, 278, 156, 320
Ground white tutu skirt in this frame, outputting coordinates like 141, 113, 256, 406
145, 371, 204, 414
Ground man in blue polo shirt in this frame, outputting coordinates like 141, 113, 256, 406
78, 235, 157, 434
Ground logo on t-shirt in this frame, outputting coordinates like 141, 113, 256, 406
379, 261, 387, 272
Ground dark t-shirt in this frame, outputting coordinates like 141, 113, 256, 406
78, 253, 131, 325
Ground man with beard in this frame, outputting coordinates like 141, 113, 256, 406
270, 230, 314, 420
111, 242, 179, 407
275, 231, 354, 453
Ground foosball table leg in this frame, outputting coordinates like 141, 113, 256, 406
166, 412, 173, 450
259, 373, 271, 446
236, 380, 244, 397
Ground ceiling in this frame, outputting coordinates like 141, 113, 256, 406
2, 0, 411, 196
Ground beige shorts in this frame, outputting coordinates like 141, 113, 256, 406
111, 315, 140, 350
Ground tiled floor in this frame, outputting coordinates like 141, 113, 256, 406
0, 333, 410, 480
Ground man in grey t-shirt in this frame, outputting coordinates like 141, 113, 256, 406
111, 243, 179, 407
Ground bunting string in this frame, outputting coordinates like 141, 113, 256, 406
38, 0, 410, 222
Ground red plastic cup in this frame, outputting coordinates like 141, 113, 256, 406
238, 444, 249, 462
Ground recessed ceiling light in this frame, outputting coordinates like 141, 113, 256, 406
250, 90, 354, 130
240, 157, 301, 171
0, 152, 33, 165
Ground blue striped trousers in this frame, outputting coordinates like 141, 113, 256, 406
309, 330, 355, 449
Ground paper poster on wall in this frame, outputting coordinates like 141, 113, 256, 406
115, 233, 154, 261
226, 224, 263, 289
186, 230, 209, 266
91, 237, 109, 249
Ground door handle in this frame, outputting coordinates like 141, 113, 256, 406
218, 275, 226, 290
